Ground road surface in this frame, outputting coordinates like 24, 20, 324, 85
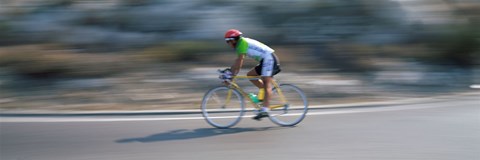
1, 94, 479, 160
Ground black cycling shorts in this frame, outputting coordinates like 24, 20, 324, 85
255, 53, 281, 77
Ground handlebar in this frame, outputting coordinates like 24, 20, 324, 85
218, 68, 261, 81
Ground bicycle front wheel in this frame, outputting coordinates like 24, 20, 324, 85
268, 84, 308, 126
201, 86, 245, 129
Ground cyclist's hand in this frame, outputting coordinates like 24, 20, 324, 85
218, 68, 233, 82
218, 68, 232, 74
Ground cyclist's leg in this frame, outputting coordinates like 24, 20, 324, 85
251, 59, 266, 100
260, 54, 281, 109
260, 55, 275, 107
261, 76, 273, 109
247, 68, 263, 88
253, 56, 276, 120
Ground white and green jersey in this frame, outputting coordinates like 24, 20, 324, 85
236, 37, 274, 61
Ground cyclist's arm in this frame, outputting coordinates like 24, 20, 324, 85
231, 54, 245, 75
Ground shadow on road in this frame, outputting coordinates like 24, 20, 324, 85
115, 127, 286, 143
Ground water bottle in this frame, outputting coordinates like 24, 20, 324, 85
248, 93, 260, 104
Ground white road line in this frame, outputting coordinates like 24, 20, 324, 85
470, 84, 480, 89
0, 104, 443, 123
0, 116, 206, 123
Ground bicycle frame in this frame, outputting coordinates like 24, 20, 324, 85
224, 75, 288, 110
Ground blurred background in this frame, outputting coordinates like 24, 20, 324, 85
0, 0, 479, 111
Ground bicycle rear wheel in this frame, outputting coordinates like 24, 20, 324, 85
268, 84, 308, 126
201, 86, 245, 128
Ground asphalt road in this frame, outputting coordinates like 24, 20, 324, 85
1, 95, 479, 160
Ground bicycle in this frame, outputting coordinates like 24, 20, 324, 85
201, 68, 308, 128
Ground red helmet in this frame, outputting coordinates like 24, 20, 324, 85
224, 29, 242, 39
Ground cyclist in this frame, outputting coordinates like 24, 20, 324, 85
224, 29, 281, 120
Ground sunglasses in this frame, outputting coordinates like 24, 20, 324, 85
225, 38, 236, 43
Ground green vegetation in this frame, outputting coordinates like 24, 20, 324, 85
142, 41, 224, 62
426, 25, 480, 67
0, 45, 126, 78
0, 21, 12, 45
